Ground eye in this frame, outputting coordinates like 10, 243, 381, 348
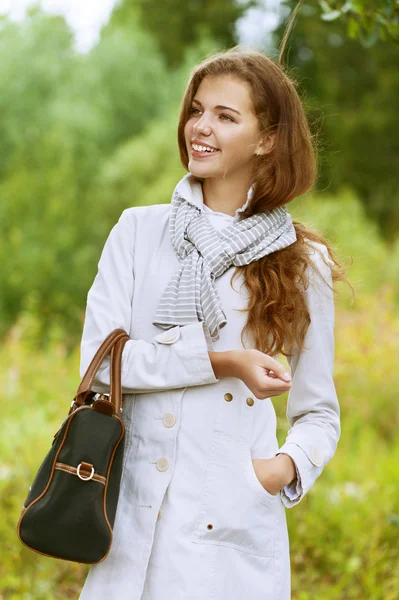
189, 107, 201, 115
220, 113, 235, 123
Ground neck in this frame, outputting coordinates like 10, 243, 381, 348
202, 174, 252, 216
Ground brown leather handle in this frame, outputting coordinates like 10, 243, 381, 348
74, 328, 129, 408
109, 335, 129, 413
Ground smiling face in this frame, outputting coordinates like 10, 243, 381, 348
184, 75, 265, 183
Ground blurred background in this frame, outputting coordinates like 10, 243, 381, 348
1, 0, 398, 598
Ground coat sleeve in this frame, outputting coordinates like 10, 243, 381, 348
80, 208, 220, 394
276, 242, 341, 508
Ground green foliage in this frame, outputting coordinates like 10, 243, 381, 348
0, 9, 171, 347
282, 0, 399, 47
106, 0, 257, 67
0, 9, 75, 176
0, 316, 89, 598
289, 186, 399, 298
317, 0, 399, 45
275, 0, 399, 241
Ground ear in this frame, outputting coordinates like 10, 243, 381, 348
254, 131, 276, 156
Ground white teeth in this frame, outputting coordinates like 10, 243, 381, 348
192, 143, 218, 153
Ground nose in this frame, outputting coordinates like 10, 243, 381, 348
193, 114, 212, 136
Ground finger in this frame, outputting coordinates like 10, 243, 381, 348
264, 378, 292, 392
264, 358, 291, 382
266, 370, 278, 378
269, 383, 292, 393
267, 387, 291, 398
258, 388, 290, 399
265, 370, 288, 386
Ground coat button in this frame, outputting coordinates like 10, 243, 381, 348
162, 335, 178, 343
246, 397, 255, 406
311, 448, 324, 466
155, 326, 181, 345
224, 393, 233, 402
156, 457, 170, 472
162, 413, 176, 428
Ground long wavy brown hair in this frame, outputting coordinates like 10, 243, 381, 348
177, 47, 351, 358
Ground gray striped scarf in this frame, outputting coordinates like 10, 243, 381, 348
152, 176, 297, 342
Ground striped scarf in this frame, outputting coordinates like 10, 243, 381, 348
152, 176, 297, 342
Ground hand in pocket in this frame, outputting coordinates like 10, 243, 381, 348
252, 456, 296, 496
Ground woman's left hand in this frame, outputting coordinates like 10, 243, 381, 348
252, 454, 297, 496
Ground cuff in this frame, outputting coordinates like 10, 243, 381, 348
178, 321, 220, 385
276, 452, 303, 506
276, 442, 319, 508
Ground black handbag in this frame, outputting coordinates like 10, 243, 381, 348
17, 328, 130, 564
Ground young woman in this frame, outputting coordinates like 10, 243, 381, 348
78, 47, 345, 600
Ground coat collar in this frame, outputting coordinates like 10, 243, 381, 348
173, 172, 255, 223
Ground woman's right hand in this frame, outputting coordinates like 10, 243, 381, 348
230, 349, 292, 400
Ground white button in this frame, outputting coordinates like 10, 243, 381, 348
311, 448, 324, 466
156, 457, 170, 472
162, 413, 176, 428
162, 334, 178, 343
155, 326, 181, 345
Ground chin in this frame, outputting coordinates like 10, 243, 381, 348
188, 164, 207, 178
188, 161, 218, 179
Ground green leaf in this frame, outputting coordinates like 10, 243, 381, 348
348, 0, 362, 15
321, 10, 342, 21
374, 13, 388, 26
347, 16, 360, 37
319, 0, 333, 14
359, 23, 381, 47
381, 2, 394, 18
341, 1, 353, 14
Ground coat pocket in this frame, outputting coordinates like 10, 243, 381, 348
191, 432, 280, 557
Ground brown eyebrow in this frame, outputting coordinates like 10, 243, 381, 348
192, 98, 242, 116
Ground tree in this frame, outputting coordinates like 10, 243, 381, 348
0, 8, 171, 344
275, 0, 399, 241
106, 0, 258, 67
280, 0, 399, 51
316, 0, 399, 45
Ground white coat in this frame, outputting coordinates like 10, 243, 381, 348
78, 174, 340, 600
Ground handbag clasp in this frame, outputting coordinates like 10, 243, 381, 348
76, 462, 95, 481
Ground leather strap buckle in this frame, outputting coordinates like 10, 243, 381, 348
76, 463, 95, 481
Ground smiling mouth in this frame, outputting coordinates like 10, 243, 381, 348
191, 143, 220, 155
